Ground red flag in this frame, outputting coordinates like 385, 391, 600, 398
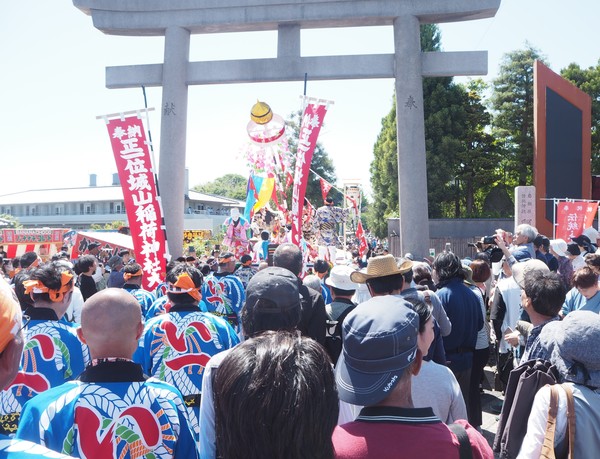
320, 178, 333, 201
347, 196, 358, 213
291, 101, 329, 246
106, 115, 166, 291
271, 184, 286, 214
356, 220, 368, 257
286, 172, 294, 189
556, 201, 598, 242
304, 197, 315, 216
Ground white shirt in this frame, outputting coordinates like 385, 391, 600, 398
412, 360, 467, 424
518, 384, 568, 458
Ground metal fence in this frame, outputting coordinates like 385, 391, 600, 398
387, 218, 514, 260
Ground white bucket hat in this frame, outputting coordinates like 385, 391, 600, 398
325, 265, 358, 291
549, 239, 568, 257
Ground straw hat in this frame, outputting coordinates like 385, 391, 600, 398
350, 255, 413, 284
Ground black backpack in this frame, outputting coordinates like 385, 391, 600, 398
493, 359, 560, 458
324, 305, 356, 365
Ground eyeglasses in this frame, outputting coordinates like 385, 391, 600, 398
19, 314, 30, 333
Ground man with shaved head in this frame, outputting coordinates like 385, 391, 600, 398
16, 289, 197, 458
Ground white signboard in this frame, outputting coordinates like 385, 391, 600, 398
515, 186, 536, 228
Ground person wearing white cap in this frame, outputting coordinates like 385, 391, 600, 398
324, 265, 357, 321
323, 265, 358, 365
549, 239, 573, 290
582, 226, 600, 249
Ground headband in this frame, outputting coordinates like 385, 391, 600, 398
123, 269, 143, 281
23, 271, 74, 303
167, 273, 201, 302
0, 280, 21, 353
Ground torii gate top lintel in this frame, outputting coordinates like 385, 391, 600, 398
74, 0, 500, 36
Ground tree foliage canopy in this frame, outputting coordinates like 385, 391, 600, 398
194, 173, 248, 201
0, 214, 20, 228
367, 25, 501, 237
561, 60, 600, 173
490, 44, 547, 186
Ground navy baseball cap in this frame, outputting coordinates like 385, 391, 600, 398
335, 297, 419, 406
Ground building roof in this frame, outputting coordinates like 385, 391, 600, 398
187, 190, 245, 207
0, 186, 245, 206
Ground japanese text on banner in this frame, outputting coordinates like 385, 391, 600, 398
555, 201, 598, 242
106, 115, 166, 290
290, 102, 329, 246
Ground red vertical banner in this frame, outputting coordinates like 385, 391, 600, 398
291, 101, 329, 246
584, 202, 598, 229
356, 220, 368, 257
556, 201, 597, 242
105, 114, 166, 291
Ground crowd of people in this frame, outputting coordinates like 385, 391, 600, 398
0, 219, 599, 458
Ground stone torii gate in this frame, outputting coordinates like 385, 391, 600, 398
74, 0, 500, 258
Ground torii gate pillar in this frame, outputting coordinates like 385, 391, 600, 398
159, 27, 190, 255
394, 15, 429, 257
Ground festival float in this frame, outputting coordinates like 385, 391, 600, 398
218, 101, 292, 258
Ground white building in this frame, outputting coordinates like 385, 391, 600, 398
0, 173, 245, 234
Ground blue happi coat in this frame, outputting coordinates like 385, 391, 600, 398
16, 361, 197, 459
201, 273, 245, 332
133, 305, 239, 439
0, 308, 89, 435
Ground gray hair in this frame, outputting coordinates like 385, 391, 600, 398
515, 224, 537, 243
273, 243, 303, 276
303, 275, 321, 292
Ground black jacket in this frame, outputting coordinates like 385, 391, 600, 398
297, 281, 327, 345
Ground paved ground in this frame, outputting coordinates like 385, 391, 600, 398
481, 365, 505, 458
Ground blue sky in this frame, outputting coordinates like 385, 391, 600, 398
1, 0, 598, 199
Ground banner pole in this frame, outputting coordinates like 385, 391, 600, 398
553, 198, 558, 239
141, 86, 170, 263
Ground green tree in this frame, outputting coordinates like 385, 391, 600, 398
422, 75, 471, 218
285, 110, 341, 206
490, 45, 547, 186
90, 221, 126, 231
0, 214, 20, 228
561, 60, 600, 173
194, 173, 248, 200
369, 25, 448, 235
368, 98, 398, 237
368, 25, 502, 231
454, 79, 501, 216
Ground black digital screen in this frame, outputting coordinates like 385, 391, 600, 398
545, 87, 583, 221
